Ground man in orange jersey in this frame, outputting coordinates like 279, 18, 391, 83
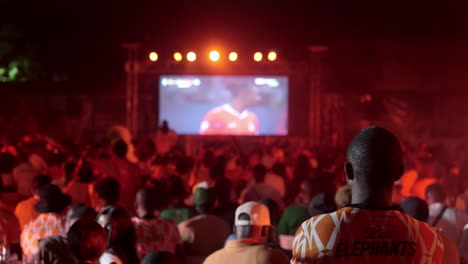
200, 82, 260, 135
291, 127, 458, 264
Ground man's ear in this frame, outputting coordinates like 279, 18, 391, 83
345, 162, 354, 181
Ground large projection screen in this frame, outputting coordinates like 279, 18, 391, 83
159, 75, 288, 135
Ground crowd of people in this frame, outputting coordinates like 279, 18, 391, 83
0, 123, 466, 263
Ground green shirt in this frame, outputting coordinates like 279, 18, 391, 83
160, 206, 197, 224
277, 205, 309, 236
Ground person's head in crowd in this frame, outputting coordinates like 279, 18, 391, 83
112, 140, 128, 160
65, 203, 97, 231
234, 202, 271, 245
136, 139, 156, 162
161, 120, 169, 134
215, 177, 233, 204
400, 196, 429, 222
271, 162, 286, 179
67, 219, 107, 264
345, 126, 404, 206
252, 164, 267, 183
174, 157, 189, 176
92, 177, 120, 210
193, 181, 216, 215
35, 184, 71, 215
135, 187, 158, 219
334, 185, 352, 209
31, 174, 52, 197
258, 198, 280, 226
210, 163, 225, 181
0, 151, 16, 175
64, 161, 77, 183
140, 251, 181, 264
97, 206, 139, 264
308, 192, 337, 217
167, 175, 189, 207
297, 178, 320, 205
77, 162, 94, 183
425, 183, 446, 204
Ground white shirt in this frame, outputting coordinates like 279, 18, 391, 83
428, 202, 468, 245
99, 252, 123, 264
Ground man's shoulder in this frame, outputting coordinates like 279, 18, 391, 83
255, 246, 289, 264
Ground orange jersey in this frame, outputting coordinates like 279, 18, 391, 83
200, 104, 259, 135
292, 207, 445, 264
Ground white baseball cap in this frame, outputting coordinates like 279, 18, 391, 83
235, 201, 270, 226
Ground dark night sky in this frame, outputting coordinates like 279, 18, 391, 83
2, 0, 468, 83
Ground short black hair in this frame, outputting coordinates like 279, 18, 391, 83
112, 140, 128, 159
68, 203, 97, 221
0, 152, 16, 174
167, 175, 188, 200
400, 196, 429, 222
425, 183, 446, 203
32, 175, 52, 192
94, 177, 120, 205
78, 162, 94, 183
67, 219, 107, 262
253, 164, 267, 183
135, 187, 158, 213
346, 126, 402, 186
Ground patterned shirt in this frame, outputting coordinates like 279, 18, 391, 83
292, 207, 445, 264
21, 213, 65, 258
131, 217, 182, 258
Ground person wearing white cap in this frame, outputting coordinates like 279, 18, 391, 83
203, 201, 289, 264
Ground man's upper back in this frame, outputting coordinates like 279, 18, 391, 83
204, 240, 289, 264
429, 202, 468, 245
292, 207, 444, 264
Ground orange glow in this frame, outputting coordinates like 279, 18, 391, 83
187, 52, 196, 62
228, 52, 238, 62
254, 52, 263, 62
268, 51, 277, 61
174, 52, 183, 62
149, 52, 158, 62
209, 50, 220, 62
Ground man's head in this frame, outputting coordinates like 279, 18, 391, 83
193, 181, 216, 214
67, 219, 107, 263
234, 201, 270, 244
141, 251, 181, 264
112, 140, 128, 159
65, 203, 97, 231
252, 164, 267, 183
227, 82, 260, 108
425, 183, 446, 204
401, 196, 429, 222
92, 177, 120, 209
345, 126, 404, 191
135, 187, 158, 218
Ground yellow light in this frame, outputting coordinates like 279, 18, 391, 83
187, 52, 196, 62
174, 52, 183, 62
209, 50, 220, 62
149, 52, 158, 62
268, 51, 277, 61
228, 52, 238, 62
254, 52, 263, 62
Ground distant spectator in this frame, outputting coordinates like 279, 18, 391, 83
37, 203, 97, 264
155, 120, 178, 155
239, 164, 284, 209
334, 184, 352, 209
160, 176, 196, 224
21, 184, 71, 259
0, 177, 21, 259
203, 202, 289, 264
178, 182, 231, 258
90, 177, 120, 212
426, 183, 468, 246
264, 163, 286, 198
0, 151, 17, 189
132, 187, 183, 259
140, 251, 181, 264
213, 178, 237, 227
307, 192, 337, 217
13, 154, 39, 197
14, 174, 51, 229
97, 206, 139, 264
400, 196, 429, 222
64, 163, 94, 206
67, 219, 107, 264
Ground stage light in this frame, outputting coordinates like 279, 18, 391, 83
174, 52, 183, 62
209, 50, 220, 62
149, 52, 158, 62
254, 52, 263, 62
187, 52, 196, 62
229, 52, 238, 62
268, 51, 277, 61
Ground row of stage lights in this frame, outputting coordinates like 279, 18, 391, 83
148, 50, 278, 62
